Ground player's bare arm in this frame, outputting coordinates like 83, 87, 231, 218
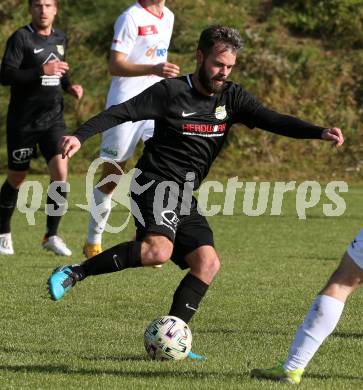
108, 51, 179, 78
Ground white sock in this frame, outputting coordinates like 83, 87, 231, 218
284, 294, 345, 371
87, 187, 112, 245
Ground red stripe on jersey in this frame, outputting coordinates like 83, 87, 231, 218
138, 25, 158, 36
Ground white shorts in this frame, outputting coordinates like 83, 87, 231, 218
347, 228, 363, 269
100, 120, 154, 162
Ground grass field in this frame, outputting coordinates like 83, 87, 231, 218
0, 174, 362, 389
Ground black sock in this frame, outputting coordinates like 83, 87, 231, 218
75, 241, 142, 279
45, 181, 68, 237
169, 273, 209, 323
0, 180, 19, 234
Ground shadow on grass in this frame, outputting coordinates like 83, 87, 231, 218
0, 364, 241, 380
307, 372, 363, 382
1, 364, 363, 383
333, 331, 363, 339
165, 328, 291, 338
196, 328, 241, 335
0, 346, 148, 363
82, 354, 149, 362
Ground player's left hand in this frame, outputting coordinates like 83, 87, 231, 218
59, 135, 81, 159
68, 84, 84, 100
321, 127, 344, 147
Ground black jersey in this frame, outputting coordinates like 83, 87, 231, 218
75, 75, 325, 189
0, 24, 70, 131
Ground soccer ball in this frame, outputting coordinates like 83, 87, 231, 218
144, 315, 192, 360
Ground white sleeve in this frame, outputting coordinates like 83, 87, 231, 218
111, 13, 137, 55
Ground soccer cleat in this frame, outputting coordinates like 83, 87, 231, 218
47, 266, 78, 301
187, 351, 206, 361
83, 242, 102, 258
251, 363, 304, 385
0, 233, 14, 255
42, 235, 72, 256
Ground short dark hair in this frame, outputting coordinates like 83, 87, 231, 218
28, 0, 57, 5
197, 25, 243, 56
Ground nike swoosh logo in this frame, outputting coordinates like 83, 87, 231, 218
185, 303, 197, 311
34, 48, 44, 54
182, 111, 197, 117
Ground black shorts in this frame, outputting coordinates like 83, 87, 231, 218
7, 123, 66, 171
131, 172, 214, 269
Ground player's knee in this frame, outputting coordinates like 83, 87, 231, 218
7, 171, 27, 189
99, 180, 118, 194
99, 162, 125, 194
146, 246, 172, 264
142, 238, 173, 264
48, 156, 68, 181
322, 253, 363, 298
200, 255, 220, 278
209, 255, 221, 276
155, 247, 172, 264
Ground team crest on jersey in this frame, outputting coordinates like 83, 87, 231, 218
56, 45, 64, 56
215, 105, 227, 120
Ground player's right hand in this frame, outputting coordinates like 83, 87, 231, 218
153, 61, 180, 78
43, 60, 69, 77
59, 135, 81, 159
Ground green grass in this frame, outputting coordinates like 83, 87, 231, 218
0, 174, 363, 389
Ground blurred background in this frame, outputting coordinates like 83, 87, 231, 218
1, 0, 362, 180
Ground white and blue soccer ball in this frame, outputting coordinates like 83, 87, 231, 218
144, 315, 192, 360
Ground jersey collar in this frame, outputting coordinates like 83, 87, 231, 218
27, 23, 55, 35
186, 74, 193, 89
138, 1, 164, 19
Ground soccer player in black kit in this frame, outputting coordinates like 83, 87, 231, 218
48, 26, 344, 359
0, 0, 83, 256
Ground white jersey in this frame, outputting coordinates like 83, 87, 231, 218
106, 1, 174, 107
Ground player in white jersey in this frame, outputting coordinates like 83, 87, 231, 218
83, 0, 179, 257
252, 229, 363, 385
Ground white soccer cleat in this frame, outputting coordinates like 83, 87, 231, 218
0, 233, 14, 255
42, 235, 72, 256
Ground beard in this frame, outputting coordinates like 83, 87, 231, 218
198, 60, 226, 94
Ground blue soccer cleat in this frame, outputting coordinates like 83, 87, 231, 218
47, 266, 78, 301
187, 351, 206, 361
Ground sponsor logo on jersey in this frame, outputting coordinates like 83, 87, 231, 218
215, 105, 227, 120
33, 48, 44, 54
182, 111, 197, 117
182, 123, 227, 137
138, 25, 158, 36
101, 147, 118, 157
146, 43, 167, 59
56, 45, 64, 56
12, 148, 33, 163
41, 75, 60, 86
